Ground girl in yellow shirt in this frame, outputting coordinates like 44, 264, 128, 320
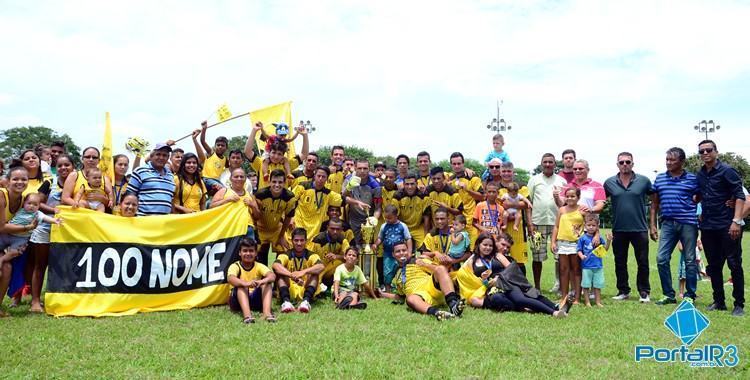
173, 153, 207, 213
551, 187, 584, 308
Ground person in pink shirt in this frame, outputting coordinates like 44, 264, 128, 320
563, 160, 606, 214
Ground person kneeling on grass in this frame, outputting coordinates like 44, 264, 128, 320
333, 247, 378, 310
228, 238, 276, 323
273, 227, 325, 313
381, 240, 465, 321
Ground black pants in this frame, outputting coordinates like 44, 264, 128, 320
612, 231, 650, 295
701, 228, 744, 308
506, 287, 557, 315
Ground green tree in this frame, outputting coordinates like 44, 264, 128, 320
684, 152, 750, 187
0, 126, 81, 165
532, 160, 564, 175
227, 135, 253, 173
316, 145, 376, 166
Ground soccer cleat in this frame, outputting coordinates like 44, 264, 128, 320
350, 303, 368, 310
434, 310, 456, 321
639, 292, 651, 303
655, 297, 676, 305
281, 301, 295, 313
449, 299, 466, 317
612, 293, 630, 301
298, 300, 311, 313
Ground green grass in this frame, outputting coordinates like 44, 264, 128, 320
2, 232, 748, 379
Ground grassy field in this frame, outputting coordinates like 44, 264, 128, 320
2, 231, 748, 379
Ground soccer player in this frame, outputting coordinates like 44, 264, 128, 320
448, 152, 484, 246
382, 241, 465, 321
292, 166, 343, 239
393, 174, 431, 249
254, 169, 297, 266
273, 228, 325, 313
425, 167, 463, 219
309, 218, 351, 286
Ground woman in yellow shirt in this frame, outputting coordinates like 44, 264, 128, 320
61, 147, 111, 209
210, 168, 260, 240
173, 153, 207, 213
0, 166, 30, 317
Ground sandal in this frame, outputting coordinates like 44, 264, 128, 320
242, 316, 255, 324
265, 314, 277, 323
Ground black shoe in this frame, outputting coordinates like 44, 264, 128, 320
562, 295, 575, 314
449, 299, 465, 317
706, 302, 727, 311
732, 306, 744, 317
337, 296, 353, 309
350, 302, 368, 310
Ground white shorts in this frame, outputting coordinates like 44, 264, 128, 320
557, 240, 578, 255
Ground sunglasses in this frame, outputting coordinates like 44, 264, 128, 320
573, 168, 586, 171
618, 160, 632, 165
488, 165, 501, 169
83, 155, 100, 160
699, 148, 714, 154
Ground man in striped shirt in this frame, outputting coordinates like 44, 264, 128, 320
126, 143, 176, 216
649, 147, 700, 305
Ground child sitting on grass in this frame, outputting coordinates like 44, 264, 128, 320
227, 238, 277, 323
333, 247, 377, 310
576, 214, 611, 307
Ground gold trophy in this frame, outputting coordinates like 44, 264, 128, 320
360, 217, 378, 290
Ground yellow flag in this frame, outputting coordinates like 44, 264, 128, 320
99, 112, 114, 183
250, 101, 294, 160
217, 103, 232, 122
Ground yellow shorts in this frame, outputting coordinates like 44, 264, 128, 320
288, 278, 322, 301
406, 272, 445, 307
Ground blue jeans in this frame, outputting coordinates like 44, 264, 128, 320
656, 220, 698, 299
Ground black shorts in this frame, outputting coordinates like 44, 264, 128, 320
229, 287, 264, 312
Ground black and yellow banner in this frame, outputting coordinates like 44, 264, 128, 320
45, 203, 247, 317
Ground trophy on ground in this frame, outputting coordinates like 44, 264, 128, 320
360, 217, 378, 290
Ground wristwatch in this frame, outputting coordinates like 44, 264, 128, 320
732, 218, 746, 226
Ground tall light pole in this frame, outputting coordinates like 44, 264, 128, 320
694, 120, 720, 140
486, 100, 512, 133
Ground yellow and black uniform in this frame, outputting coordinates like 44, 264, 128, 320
417, 174, 432, 190
448, 172, 483, 245
326, 170, 344, 194
319, 220, 355, 244
173, 175, 207, 212
292, 182, 343, 239
112, 176, 129, 215
308, 231, 350, 282
290, 170, 315, 189
425, 184, 463, 219
391, 257, 445, 306
71, 170, 90, 200
275, 250, 323, 301
393, 190, 430, 249
421, 228, 452, 255
254, 187, 296, 249
227, 260, 271, 295
201, 153, 226, 180
251, 155, 301, 190
226, 187, 256, 229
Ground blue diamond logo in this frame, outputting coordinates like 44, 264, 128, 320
664, 300, 710, 346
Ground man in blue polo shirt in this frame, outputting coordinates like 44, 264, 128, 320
696, 140, 745, 317
650, 147, 700, 305
604, 152, 654, 303
126, 143, 176, 216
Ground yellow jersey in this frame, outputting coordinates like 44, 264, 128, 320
173, 176, 206, 212
424, 184, 463, 218
202, 153, 226, 179
292, 182, 343, 238
253, 187, 296, 242
226, 261, 271, 294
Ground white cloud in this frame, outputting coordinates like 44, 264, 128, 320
0, 0, 748, 180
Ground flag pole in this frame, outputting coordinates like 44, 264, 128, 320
172, 112, 251, 143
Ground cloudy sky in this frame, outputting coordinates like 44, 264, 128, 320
1, 0, 749, 182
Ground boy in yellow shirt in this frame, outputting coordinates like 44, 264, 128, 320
227, 239, 276, 323
199, 121, 228, 193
